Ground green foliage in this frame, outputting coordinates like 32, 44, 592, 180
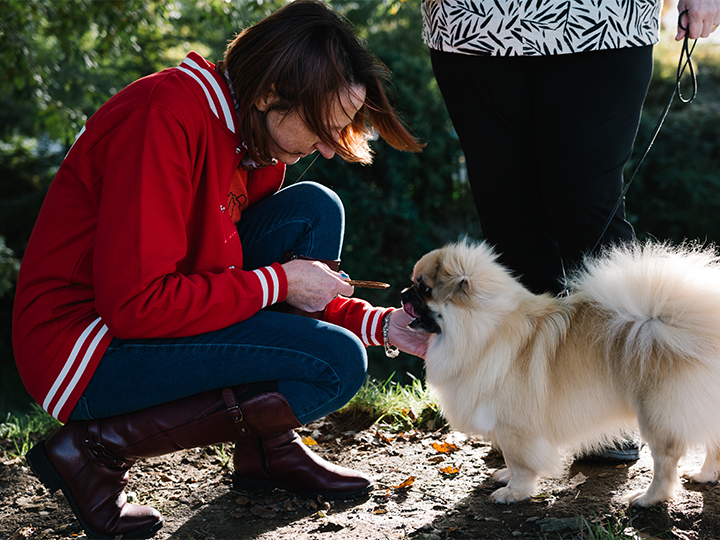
0, 236, 20, 299
338, 374, 444, 432
626, 34, 720, 245
0, 403, 61, 459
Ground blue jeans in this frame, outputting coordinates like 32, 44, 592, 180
68, 182, 367, 425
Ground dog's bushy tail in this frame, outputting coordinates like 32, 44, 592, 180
571, 241, 720, 372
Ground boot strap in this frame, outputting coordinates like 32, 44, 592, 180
222, 388, 251, 436
85, 438, 131, 471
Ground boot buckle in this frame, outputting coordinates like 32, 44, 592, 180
227, 404, 244, 423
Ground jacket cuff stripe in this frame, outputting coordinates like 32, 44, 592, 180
361, 308, 384, 347
368, 309, 383, 346
253, 266, 281, 308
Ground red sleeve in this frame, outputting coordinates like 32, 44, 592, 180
92, 104, 287, 339
323, 296, 393, 347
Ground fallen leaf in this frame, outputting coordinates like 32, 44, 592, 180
440, 465, 461, 475
568, 472, 587, 489
374, 430, 394, 443
11, 527, 34, 539
250, 505, 278, 519
393, 476, 416, 490
301, 435, 318, 446
230, 508, 251, 518
432, 441, 459, 453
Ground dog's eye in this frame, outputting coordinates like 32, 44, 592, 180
416, 279, 432, 298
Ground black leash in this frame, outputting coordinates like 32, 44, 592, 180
590, 10, 698, 254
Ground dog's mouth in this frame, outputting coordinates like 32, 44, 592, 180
400, 286, 442, 334
403, 302, 420, 320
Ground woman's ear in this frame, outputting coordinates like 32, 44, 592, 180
254, 88, 277, 112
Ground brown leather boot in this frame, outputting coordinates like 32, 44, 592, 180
25, 384, 262, 539
231, 392, 372, 500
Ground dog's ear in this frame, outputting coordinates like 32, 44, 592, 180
433, 270, 470, 304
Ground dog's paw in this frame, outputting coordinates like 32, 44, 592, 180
622, 488, 666, 508
492, 468, 511, 486
683, 468, 720, 484
489, 486, 531, 504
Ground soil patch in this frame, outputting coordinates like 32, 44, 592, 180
2, 414, 720, 540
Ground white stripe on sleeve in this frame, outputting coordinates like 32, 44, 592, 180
253, 268, 270, 308
268, 266, 280, 305
368, 310, 383, 347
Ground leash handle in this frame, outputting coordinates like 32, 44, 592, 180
590, 10, 697, 255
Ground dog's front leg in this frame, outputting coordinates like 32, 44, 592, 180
490, 465, 539, 504
488, 435, 560, 504
489, 449, 543, 503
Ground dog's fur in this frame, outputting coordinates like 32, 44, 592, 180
401, 239, 720, 505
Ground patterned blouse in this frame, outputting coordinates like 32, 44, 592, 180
421, 0, 662, 56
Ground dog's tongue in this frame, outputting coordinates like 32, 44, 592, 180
403, 302, 419, 319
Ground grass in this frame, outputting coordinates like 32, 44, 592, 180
577, 511, 647, 540
337, 374, 444, 432
0, 402, 60, 459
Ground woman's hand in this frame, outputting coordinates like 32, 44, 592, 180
386, 308, 431, 359
282, 258, 354, 312
677, 0, 720, 40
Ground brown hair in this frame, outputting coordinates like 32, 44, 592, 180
216, 0, 423, 166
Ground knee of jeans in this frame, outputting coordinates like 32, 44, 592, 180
325, 330, 368, 406
293, 182, 344, 227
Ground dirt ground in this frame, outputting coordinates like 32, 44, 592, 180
2, 412, 720, 540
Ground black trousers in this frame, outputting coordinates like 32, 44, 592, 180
431, 46, 654, 294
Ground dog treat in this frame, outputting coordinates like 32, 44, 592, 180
346, 280, 390, 289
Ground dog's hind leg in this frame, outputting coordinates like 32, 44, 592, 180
685, 443, 720, 484
623, 438, 685, 507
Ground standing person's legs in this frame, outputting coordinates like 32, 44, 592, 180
534, 46, 653, 276
431, 50, 566, 294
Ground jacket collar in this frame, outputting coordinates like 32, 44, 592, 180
176, 52, 239, 136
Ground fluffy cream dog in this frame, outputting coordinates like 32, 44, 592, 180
401, 239, 720, 506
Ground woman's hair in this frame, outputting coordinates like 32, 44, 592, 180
216, 0, 423, 166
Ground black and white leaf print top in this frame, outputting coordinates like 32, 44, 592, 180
421, 0, 662, 56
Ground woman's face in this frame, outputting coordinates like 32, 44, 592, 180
256, 85, 366, 165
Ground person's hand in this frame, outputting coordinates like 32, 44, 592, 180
386, 308, 431, 359
283, 258, 354, 312
677, 0, 720, 40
